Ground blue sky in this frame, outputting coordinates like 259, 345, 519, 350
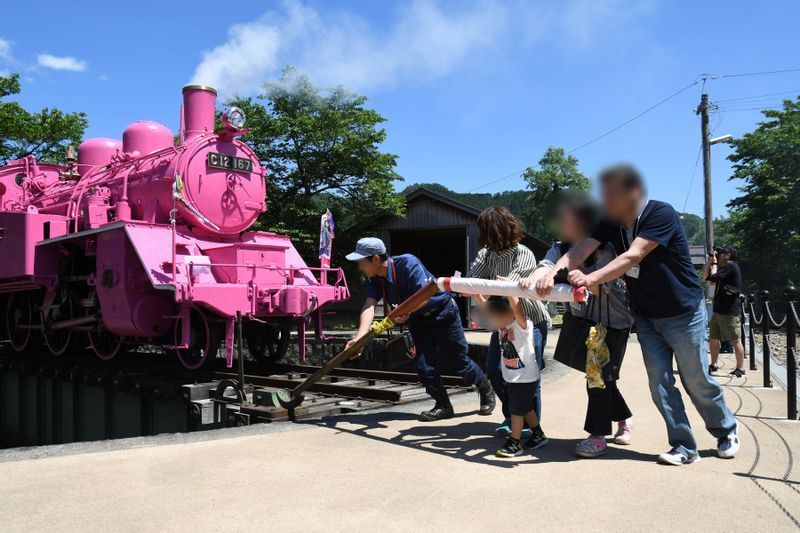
2, 0, 799, 218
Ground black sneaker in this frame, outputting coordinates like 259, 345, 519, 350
708, 364, 719, 375
496, 438, 524, 458
523, 426, 550, 449
729, 368, 746, 378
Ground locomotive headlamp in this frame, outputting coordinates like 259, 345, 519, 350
221, 106, 246, 130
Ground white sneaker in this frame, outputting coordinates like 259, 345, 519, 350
717, 427, 740, 459
657, 448, 701, 466
575, 436, 608, 458
613, 418, 633, 445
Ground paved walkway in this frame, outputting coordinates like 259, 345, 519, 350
1, 336, 799, 532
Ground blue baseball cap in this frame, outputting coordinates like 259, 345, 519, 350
346, 237, 386, 261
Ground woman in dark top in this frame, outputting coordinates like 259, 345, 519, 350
532, 192, 633, 458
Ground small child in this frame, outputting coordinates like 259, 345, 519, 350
477, 294, 549, 457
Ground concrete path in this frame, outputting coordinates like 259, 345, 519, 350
1, 336, 798, 532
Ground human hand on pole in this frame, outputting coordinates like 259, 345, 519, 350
568, 269, 596, 289
345, 338, 365, 358
534, 272, 555, 297
393, 314, 410, 324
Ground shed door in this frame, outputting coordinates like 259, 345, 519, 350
389, 227, 470, 326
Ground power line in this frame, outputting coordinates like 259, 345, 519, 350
463, 169, 528, 193
565, 80, 699, 155
717, 106, 784, 113
464, 79, 699, 192
681, 145, 703, 213
716, 89, 800, 103
718, 67, 800, 79
464, 67, 800, 194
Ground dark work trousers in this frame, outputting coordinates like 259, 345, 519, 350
486, 321, 548, 420
408, 299, 485, 396
584, 329, 633, 436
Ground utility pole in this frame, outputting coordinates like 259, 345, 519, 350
697, 93, 714, 256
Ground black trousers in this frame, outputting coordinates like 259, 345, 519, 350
583, 328, 632, 436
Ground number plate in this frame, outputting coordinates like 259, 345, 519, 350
206, 152, 253, 172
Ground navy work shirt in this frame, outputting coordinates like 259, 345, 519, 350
366, 254, 450, 315
591, 200, 703, 319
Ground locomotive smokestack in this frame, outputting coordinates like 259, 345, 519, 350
182, 85, 217, 141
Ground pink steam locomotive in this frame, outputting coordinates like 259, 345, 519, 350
0, 85, 349, 369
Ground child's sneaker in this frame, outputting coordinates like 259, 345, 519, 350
494, 419, 511, 437
522, 426, 549, 449
575, 435, 607, 458
613, 418, 633, 445
496, 438, 524, 458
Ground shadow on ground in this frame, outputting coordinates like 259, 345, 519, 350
308, 411, 656, 468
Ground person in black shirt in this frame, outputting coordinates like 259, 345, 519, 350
523, 164, 739, 466
704, 245, 744, 376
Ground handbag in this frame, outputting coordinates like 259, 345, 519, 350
553, 296, 596, 372
554, 289, 630, 376
381, 258, 417, 369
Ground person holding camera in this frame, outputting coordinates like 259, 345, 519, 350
704, 245, 745, 377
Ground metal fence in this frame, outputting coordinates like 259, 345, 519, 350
742, 286, 799, 420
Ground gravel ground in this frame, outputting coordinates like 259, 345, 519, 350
752, 332, 799, 378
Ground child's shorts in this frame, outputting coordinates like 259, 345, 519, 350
507, 380, 539, 416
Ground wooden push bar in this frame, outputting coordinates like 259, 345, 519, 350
280, 280, 440, 408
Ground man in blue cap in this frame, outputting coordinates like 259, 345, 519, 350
345, 237, 495, 421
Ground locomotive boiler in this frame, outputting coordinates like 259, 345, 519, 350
0, 86, 349, 368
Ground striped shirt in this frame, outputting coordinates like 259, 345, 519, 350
467, 244, 550, 325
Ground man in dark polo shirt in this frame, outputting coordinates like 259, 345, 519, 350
704, 245, 745, 377
345, 237, 495, 422
524, 164, 739, 466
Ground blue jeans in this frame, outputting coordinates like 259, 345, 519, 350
408, 299, 485, 396
635, 299, 737, 456
487, 320, 548, 420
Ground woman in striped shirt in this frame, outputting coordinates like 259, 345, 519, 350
468, 207, 550, 437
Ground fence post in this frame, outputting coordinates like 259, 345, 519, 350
740, 294, 747, 359
748, 293, 757, 371
760, 289, 772, 388
786, 286, 797, 420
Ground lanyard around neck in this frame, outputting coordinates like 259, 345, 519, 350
620, 201, 648, 251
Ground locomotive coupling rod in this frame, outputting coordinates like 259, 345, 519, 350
278, 280, 440, 409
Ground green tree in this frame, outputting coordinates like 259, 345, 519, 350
726, 97, 800, 292
677, 212, 704, 245
227, 67, 404, 258
0, 73, 88, 165
523, 146, 590, 240
401, 182, 530, 221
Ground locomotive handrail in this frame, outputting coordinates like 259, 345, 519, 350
185, 261, 347, 290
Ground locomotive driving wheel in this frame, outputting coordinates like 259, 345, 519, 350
173, 308, 220, 370
84, 289, 124, 361
88, 324, 123, 361
6, 291, 37, 352
42, 288, 77, 357
244, 319, 291, 364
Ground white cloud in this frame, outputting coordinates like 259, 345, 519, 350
0, 39, 11, 62
37, 53, 88, 72
191, 0, 653, 98
191, 0, 509, 97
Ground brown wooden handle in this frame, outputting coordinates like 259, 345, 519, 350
386, 280, 440, 320
287, 280, 441, 404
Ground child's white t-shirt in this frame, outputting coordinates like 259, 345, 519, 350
499, 318, 540, 384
